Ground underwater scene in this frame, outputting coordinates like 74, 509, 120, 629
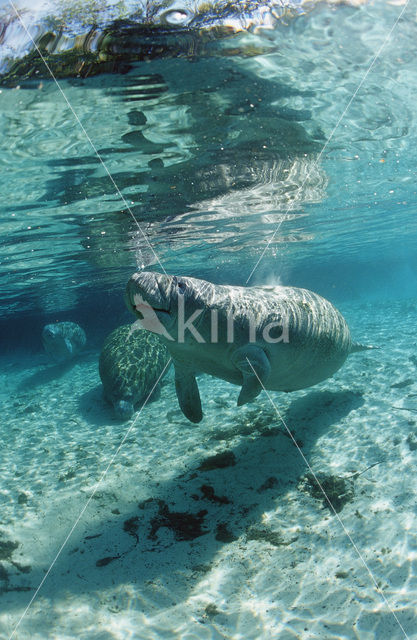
1, 0, 417, 638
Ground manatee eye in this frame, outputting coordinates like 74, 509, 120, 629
177, 280, 186, 294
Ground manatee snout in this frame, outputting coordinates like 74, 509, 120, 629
114, 399, 134, 420
42, 321, 86, 363
126, 271, 175, 314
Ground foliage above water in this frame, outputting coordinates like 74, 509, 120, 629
43, 0, 170, 32
1, 0, 280, 85
31, 0, 306, 33
0, 0, 367, 83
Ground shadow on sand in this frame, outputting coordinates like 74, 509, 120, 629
3, 389, 365, 621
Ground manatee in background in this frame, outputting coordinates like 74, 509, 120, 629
99, 324, 171, 420
125, 271, 376, 423
42, 321, 87, 363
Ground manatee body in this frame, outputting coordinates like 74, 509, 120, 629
125, 271, 373, 424
99, 324, 171, 420
42, 321, 86, 363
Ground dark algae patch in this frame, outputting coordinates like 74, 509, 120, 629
215, 523, 237, 543
391, 378, 414, 389
406, 433, 417, 451
0, 564, 9, 582
123, 516, 140, 543
200, 484, 230, 504
299, 472, 354, 513
96, 556, 120, 567
335, 570, 350, 579
0, 539, 19, 561
257, 476, 279, 493
246, 525, 297, 547
204, 603, 221, 619
0, 539, 32, 594
10, 561, 31, 574
149, 500, 208, 541
96, 516, 140, 567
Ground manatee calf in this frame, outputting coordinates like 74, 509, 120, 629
42, 321, 86, 363
99, 324, 171, 420
125, 271, 374, 424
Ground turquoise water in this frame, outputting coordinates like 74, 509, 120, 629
1, 1, 417, 639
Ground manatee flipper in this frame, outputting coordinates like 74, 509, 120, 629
64, 337, 74, 356
231, 345, 271, 406
149, 383, 161, 402
174, 361, 202, 423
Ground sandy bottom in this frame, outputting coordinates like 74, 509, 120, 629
1, 299, 417, 640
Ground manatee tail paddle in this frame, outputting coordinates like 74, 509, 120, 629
350, 342, 380, 353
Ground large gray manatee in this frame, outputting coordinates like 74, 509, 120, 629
125, 271, 374, 423
99, 324, 171, 420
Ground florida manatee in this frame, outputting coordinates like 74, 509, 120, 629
42, 321, 86, 362
125, 271, 373, 423
99, 324, 171, 420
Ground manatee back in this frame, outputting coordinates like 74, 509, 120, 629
99, 324, 170, 411
254, 285, 352, 390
